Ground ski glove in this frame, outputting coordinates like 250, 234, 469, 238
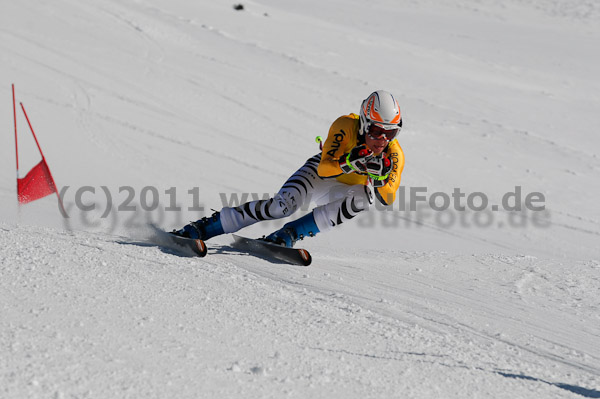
366, 154, 393, 187
339, 145, 373, 174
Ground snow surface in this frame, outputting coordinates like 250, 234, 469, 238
1, 0, 599, 398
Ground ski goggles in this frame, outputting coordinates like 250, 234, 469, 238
366, 121, 401, 141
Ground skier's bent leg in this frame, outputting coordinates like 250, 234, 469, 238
264, 185, 372, 247
172, 193, 296, 240
213, 155, 322, 237
173, 154, 321, 240
312, 185, 373, 231
219, 193, 297, 233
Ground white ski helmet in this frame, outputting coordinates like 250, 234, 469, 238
359, 90, 402, 138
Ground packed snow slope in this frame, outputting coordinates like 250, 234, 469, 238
1, 0, 599, 398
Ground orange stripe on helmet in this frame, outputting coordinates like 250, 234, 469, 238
370, 108, 384, 123
365, 96, 383, 123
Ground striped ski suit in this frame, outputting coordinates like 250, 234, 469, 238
219, 113, 405, 234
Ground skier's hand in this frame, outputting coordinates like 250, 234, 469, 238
339, 145, 373, 174
366, 154, 393, 187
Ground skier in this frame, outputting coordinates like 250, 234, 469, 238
172, 90, 405, 247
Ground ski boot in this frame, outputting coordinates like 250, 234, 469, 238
262, 212, 320, 247
171, 211, 224, 241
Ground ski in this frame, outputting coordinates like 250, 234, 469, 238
166, 233, 208, 257
147, 226, 310, 264
148, 225, 207, 257
232, 234, 312, 266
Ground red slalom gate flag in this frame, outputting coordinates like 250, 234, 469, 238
17, 159, 57, 204
12, 84, 65, 215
